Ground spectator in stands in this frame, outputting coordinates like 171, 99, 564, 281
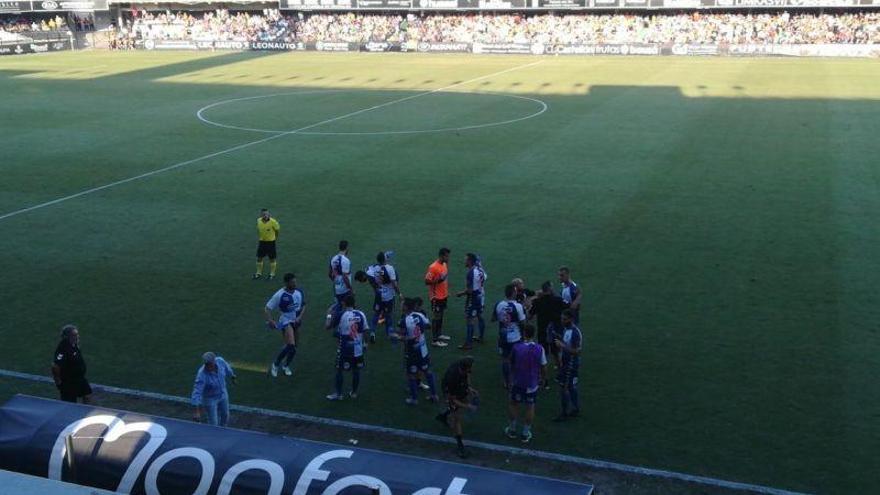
51, 324, 92, 404
191, 352, 236, 427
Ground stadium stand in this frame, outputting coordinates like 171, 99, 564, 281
114, 10, 880, 46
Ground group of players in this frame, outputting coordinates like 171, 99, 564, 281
254, 210, 584, 456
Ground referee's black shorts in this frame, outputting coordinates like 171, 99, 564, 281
256, 241, 277, 259
431, 298, 448, 315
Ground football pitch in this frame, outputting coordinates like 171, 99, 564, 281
1, 51, 879, 494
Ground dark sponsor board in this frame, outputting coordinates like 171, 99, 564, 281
412, 0, 480, 6
132, 39, 880, 58
199, 40, 248, 50
0, 0, 30, 13
477, 0, 528, 7
0, 0, 107, 11
314, 40, 355, 51
727, 44, 778, 56
279, 0, 355, 8
413, 41, 471, 52
143, 39, 341, 52
412, 0, 462, 7
473, 42, 544, 54
142, 39, 198, 50
662, 0, 701, 6
30, 0, 107, 10
538, 0, 587, 7
0, 39, 71, 55
715, 0, 856, 5
552, 43, 661, 55
275, 0, 877, 9
714, 0, 785, 5
784, 0, 857, 4
670, 44, 719, 55
357, 0, 412, 7
0, 396, 593, 495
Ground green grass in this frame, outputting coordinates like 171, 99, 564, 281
1, 51, 879, 495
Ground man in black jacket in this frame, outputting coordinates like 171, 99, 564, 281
529, 281, 567, 373
51, 324, 92, 403
436, 356, 478, 458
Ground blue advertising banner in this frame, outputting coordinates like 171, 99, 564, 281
0, 395, 593, 495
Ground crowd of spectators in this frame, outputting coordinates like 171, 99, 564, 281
115, 9, 880, 46
0, 15, 68, 33
414, 11, 880, 44
0, 15, 70, 43
117, 9, 296, 43
0, 16, 67, 34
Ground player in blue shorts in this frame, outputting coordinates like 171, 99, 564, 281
456, 253, 487, 350
398, 298, 438, 405
372, 251, 400, 343
264, 273, 305, 378
354, 262, 381, 343
326, 240, 352, 319
325, 294, 368, 401
492, 284, 526, 389
553, 309, 583, 422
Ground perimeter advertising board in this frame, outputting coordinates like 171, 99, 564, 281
274, 0, 878, 9
0, 39, 71, 55
0, 396, 594, 495
279, 0, 355, 9
135, 38, 880, 58
30, 0, 107, 10
0, 0, 30, 13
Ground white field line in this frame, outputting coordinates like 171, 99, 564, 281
0, 60, 544, 222
0, 368, 808, 495
195, 90, 549, 136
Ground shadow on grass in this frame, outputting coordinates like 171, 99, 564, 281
0, 59, 878, 495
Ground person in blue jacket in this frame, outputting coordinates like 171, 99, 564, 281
191, 352, 236, 426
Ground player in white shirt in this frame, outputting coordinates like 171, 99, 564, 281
455, 253, 487, 350
264, 273, 306, 378
398, 298, 438, 405
371, 251, 400, 343
326, 240, 352, 321
492, 283, 526, 389
324, 294, 369, 400
558, 265, 582, 324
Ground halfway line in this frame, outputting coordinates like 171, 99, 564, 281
0, 60, 544, 222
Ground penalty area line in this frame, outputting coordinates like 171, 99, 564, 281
0, 60, 544, 223
0, 368, 808, 495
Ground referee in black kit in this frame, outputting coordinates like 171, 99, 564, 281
51, 324, 92, 403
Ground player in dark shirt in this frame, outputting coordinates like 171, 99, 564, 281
436, 357, 478, 458
529, 281, 567, 373
51, 324, 92, 403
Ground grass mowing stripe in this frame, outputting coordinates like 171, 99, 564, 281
0, 60, 543, 222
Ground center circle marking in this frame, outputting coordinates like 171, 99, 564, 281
196, 90, 548, 136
